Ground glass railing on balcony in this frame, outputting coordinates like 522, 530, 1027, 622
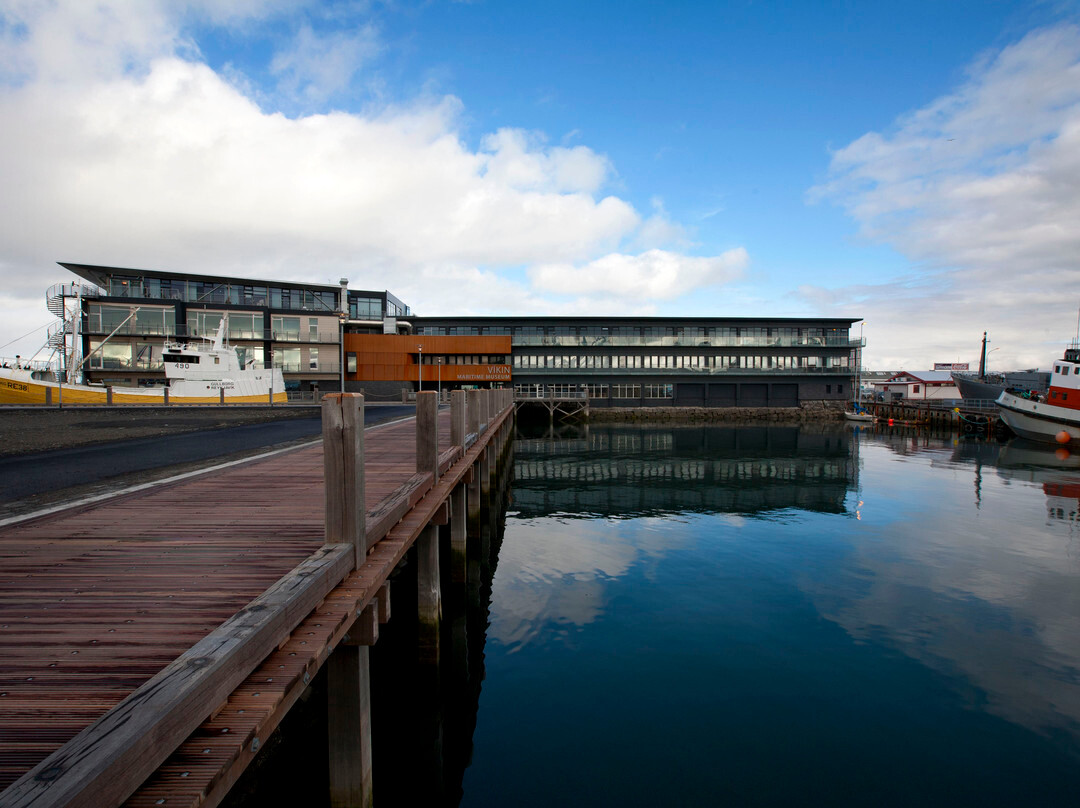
273, 362, 341, 374
81, 324, 343, 343
514, 365, 855, 375
86, 359, 167, 371
510, 335, 864, 348
269, 331, 341, 343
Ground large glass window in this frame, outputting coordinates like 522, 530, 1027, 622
645, 384, 673, 398
612, 384, 641, 398
272, 316, 302, 340
236, 345, 264, 368
274, 347, 301, 372
187, 311, 222, 337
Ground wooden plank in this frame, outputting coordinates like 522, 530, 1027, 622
0, 544, 354, 808
363, 472, 432, 548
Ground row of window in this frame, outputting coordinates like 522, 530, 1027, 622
513, 354, 850, 369
86, 340, 334, 373
514, 383, 673, 399
420, 325, 846, 338
418, 355, 508, 365
86, 305, 340, 342
105, 276, 341, 312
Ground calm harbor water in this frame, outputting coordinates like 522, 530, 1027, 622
459, 422, 1080, 806
227, 421, 1080, 807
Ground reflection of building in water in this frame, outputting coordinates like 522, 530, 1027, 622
513, 424, 857, 518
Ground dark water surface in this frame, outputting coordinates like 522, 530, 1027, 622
459, 423, 1080, 807
225, 422, 1080, 807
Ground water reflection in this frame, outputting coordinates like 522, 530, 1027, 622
802, 433, 1080, 751
467, 424, 1080, 806
514, 422, 857, 518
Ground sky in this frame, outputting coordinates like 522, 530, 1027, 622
1, 0, 1079, 370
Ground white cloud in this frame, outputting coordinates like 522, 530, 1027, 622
811, 23, 1080, 370
269, 21, 380, 106
0, 1, 748, 358
529, 248, 748, 302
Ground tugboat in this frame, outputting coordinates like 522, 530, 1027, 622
996, 341, 1080, 444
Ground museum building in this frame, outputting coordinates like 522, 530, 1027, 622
57, 263, 861, 408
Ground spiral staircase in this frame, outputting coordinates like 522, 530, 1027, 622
44, 282, 101, 384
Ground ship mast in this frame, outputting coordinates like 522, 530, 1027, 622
978, 331, 987, 380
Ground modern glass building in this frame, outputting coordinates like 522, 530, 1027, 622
412, 315, 860, 408
54, 263, 861, 407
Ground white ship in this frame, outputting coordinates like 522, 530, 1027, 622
0, 318, 286, 405
996, 341, 1080, 444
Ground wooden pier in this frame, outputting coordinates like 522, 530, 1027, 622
0, 389, 515, 808
863, 399, 1004, 433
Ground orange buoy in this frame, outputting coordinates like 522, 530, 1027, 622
1056, 430, 1071, 444
1056, 447, 1071, 461
888, 418, 894, 425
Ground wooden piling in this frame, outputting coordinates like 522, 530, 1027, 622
322, 393, 366, 566
417, 524, 441, 664
416, 391, 438, 480
327, 644, 374, 808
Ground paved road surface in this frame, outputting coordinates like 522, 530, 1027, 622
0, 405, 415, 511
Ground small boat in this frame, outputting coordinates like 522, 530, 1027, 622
844, 410, 876, 423
996, 340, 1080, 444
0, 319, 286, 405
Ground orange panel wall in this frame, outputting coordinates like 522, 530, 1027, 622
343, 334, 512, 384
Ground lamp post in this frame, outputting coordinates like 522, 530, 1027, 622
436, 356, 442, 401
417, 344, 423, 393
339, 313, 346, 395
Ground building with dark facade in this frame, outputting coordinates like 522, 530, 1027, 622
52, 263, 861, 408
410, 316, 860, 408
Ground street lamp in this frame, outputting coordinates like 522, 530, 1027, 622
436, 356, 443, 401
417, 344, 423, 393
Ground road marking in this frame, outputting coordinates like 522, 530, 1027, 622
0, 413, 417, 528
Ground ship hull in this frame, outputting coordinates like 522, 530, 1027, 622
996, 392, 1080, 443
0, 372, 288, 405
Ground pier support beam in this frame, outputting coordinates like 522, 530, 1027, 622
417, 523, 441, 664
328, 645, 373, 808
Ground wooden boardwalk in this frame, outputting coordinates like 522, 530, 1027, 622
0, 392, 513, 807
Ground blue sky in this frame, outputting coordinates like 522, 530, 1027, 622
1, 0, 1079, 368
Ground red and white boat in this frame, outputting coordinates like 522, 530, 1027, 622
996, 341, 1080, 444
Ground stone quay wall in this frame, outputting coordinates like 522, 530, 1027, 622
588, 400, 846, 422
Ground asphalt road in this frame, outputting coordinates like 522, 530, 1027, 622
0, 404, 415, 508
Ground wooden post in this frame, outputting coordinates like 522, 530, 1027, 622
163, 387, 169, 406
45, 386, 52, 406
451, 484, 467, 584
467, 389, 480, 438
328, 644, 373, 808
269, 387, 274, 406
219, 388, 225, 405
106, 386, 113, 405
417, 523, 441, 664
416, 390, 438, 480
322, 393, 366, 566
451, 390, 465, 448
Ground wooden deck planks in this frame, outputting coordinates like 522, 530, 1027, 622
0, 410, 461, 796
124, 404, 512, 808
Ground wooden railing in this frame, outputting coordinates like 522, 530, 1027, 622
0, 388, 515, 808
